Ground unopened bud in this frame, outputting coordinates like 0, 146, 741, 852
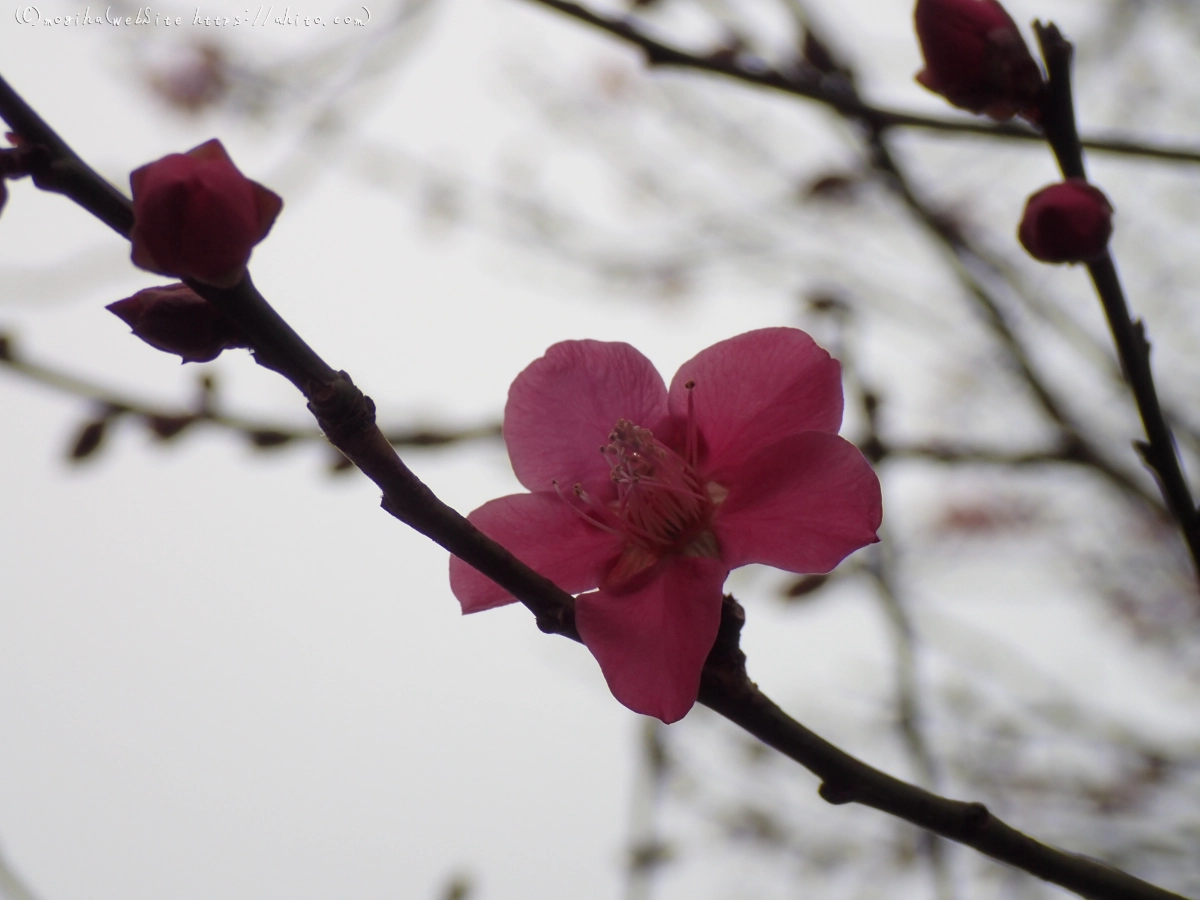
1018, 180, 1113, 264
129, 139, 282, 287
107, 282, 248, 363
914, 0, 1043, 121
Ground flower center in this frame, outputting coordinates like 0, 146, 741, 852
601, 420, 712, 552
552, 383, 724, 588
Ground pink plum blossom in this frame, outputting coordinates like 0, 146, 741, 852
450, 328, 882, 723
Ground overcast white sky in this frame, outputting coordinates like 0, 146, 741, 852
0, 4, 812, 897
3, 1, 1198, 899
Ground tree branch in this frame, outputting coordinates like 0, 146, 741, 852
517, 0, 1200, 166
0, 846, 43, 900
0, 333, 500, 457
513, 0, 1171, 521
1, 69, 1192, 900
1033, 23, 1200, 581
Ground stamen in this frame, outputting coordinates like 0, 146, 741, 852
553, 417, 723, 574
684, 379, 697, 468
552, 478, 621, 535
601, 418, 712, 552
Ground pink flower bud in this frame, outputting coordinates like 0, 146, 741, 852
129, 139, 282, 287
107, 282, 248, 363
1018, 180, 1113, 264
914, 0, 1043, 121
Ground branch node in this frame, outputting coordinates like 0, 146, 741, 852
642, 45, 674, 68
961, 801, 991, 834
706, 594, 747, 670
379, 493, 405, 521
306, 370, 376, 444
1131, 318, 1151, 357
818, 780, 855, 805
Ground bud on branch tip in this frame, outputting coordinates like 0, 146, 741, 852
129, 139, 282, 287
914, 0, 1044, 122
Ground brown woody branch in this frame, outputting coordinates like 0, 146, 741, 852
0, 69, 1191, 900
519, 0, 1200, 166
1033, 23, 1200, 581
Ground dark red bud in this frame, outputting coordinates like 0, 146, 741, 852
146, 414, 197, 440
107, 282, 248, 363
129, 139, 282, 287
1018, 180, 1113, 264
914, 0, 1044, 121
69, 419, 109, 461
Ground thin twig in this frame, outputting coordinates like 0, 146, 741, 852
1, 69, 1192, 900
0, 334, 500, 451
870, 553, 956, 900
0, 847, 42, 900
624, 720, 669, 900
517, 0, 1200, 166
1033, 23, 1200, 581
514, 0, 1168, 519
857, 381, 956, 900
855, 122, 1162, 514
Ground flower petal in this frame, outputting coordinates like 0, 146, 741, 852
714, 432, 881, 573
449, 491, 624, 614
576, 556, 728, 723
668, 328, 844, 477
251, 181, 284, 243
505, 340, 669, 495
185, 138, 235, 165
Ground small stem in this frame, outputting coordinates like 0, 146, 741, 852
519, 0, 1200, 166
0, 334, 499, 450
1033, 22, 1200, 582
0, 847, 43, 900
869, 546, 956, 900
